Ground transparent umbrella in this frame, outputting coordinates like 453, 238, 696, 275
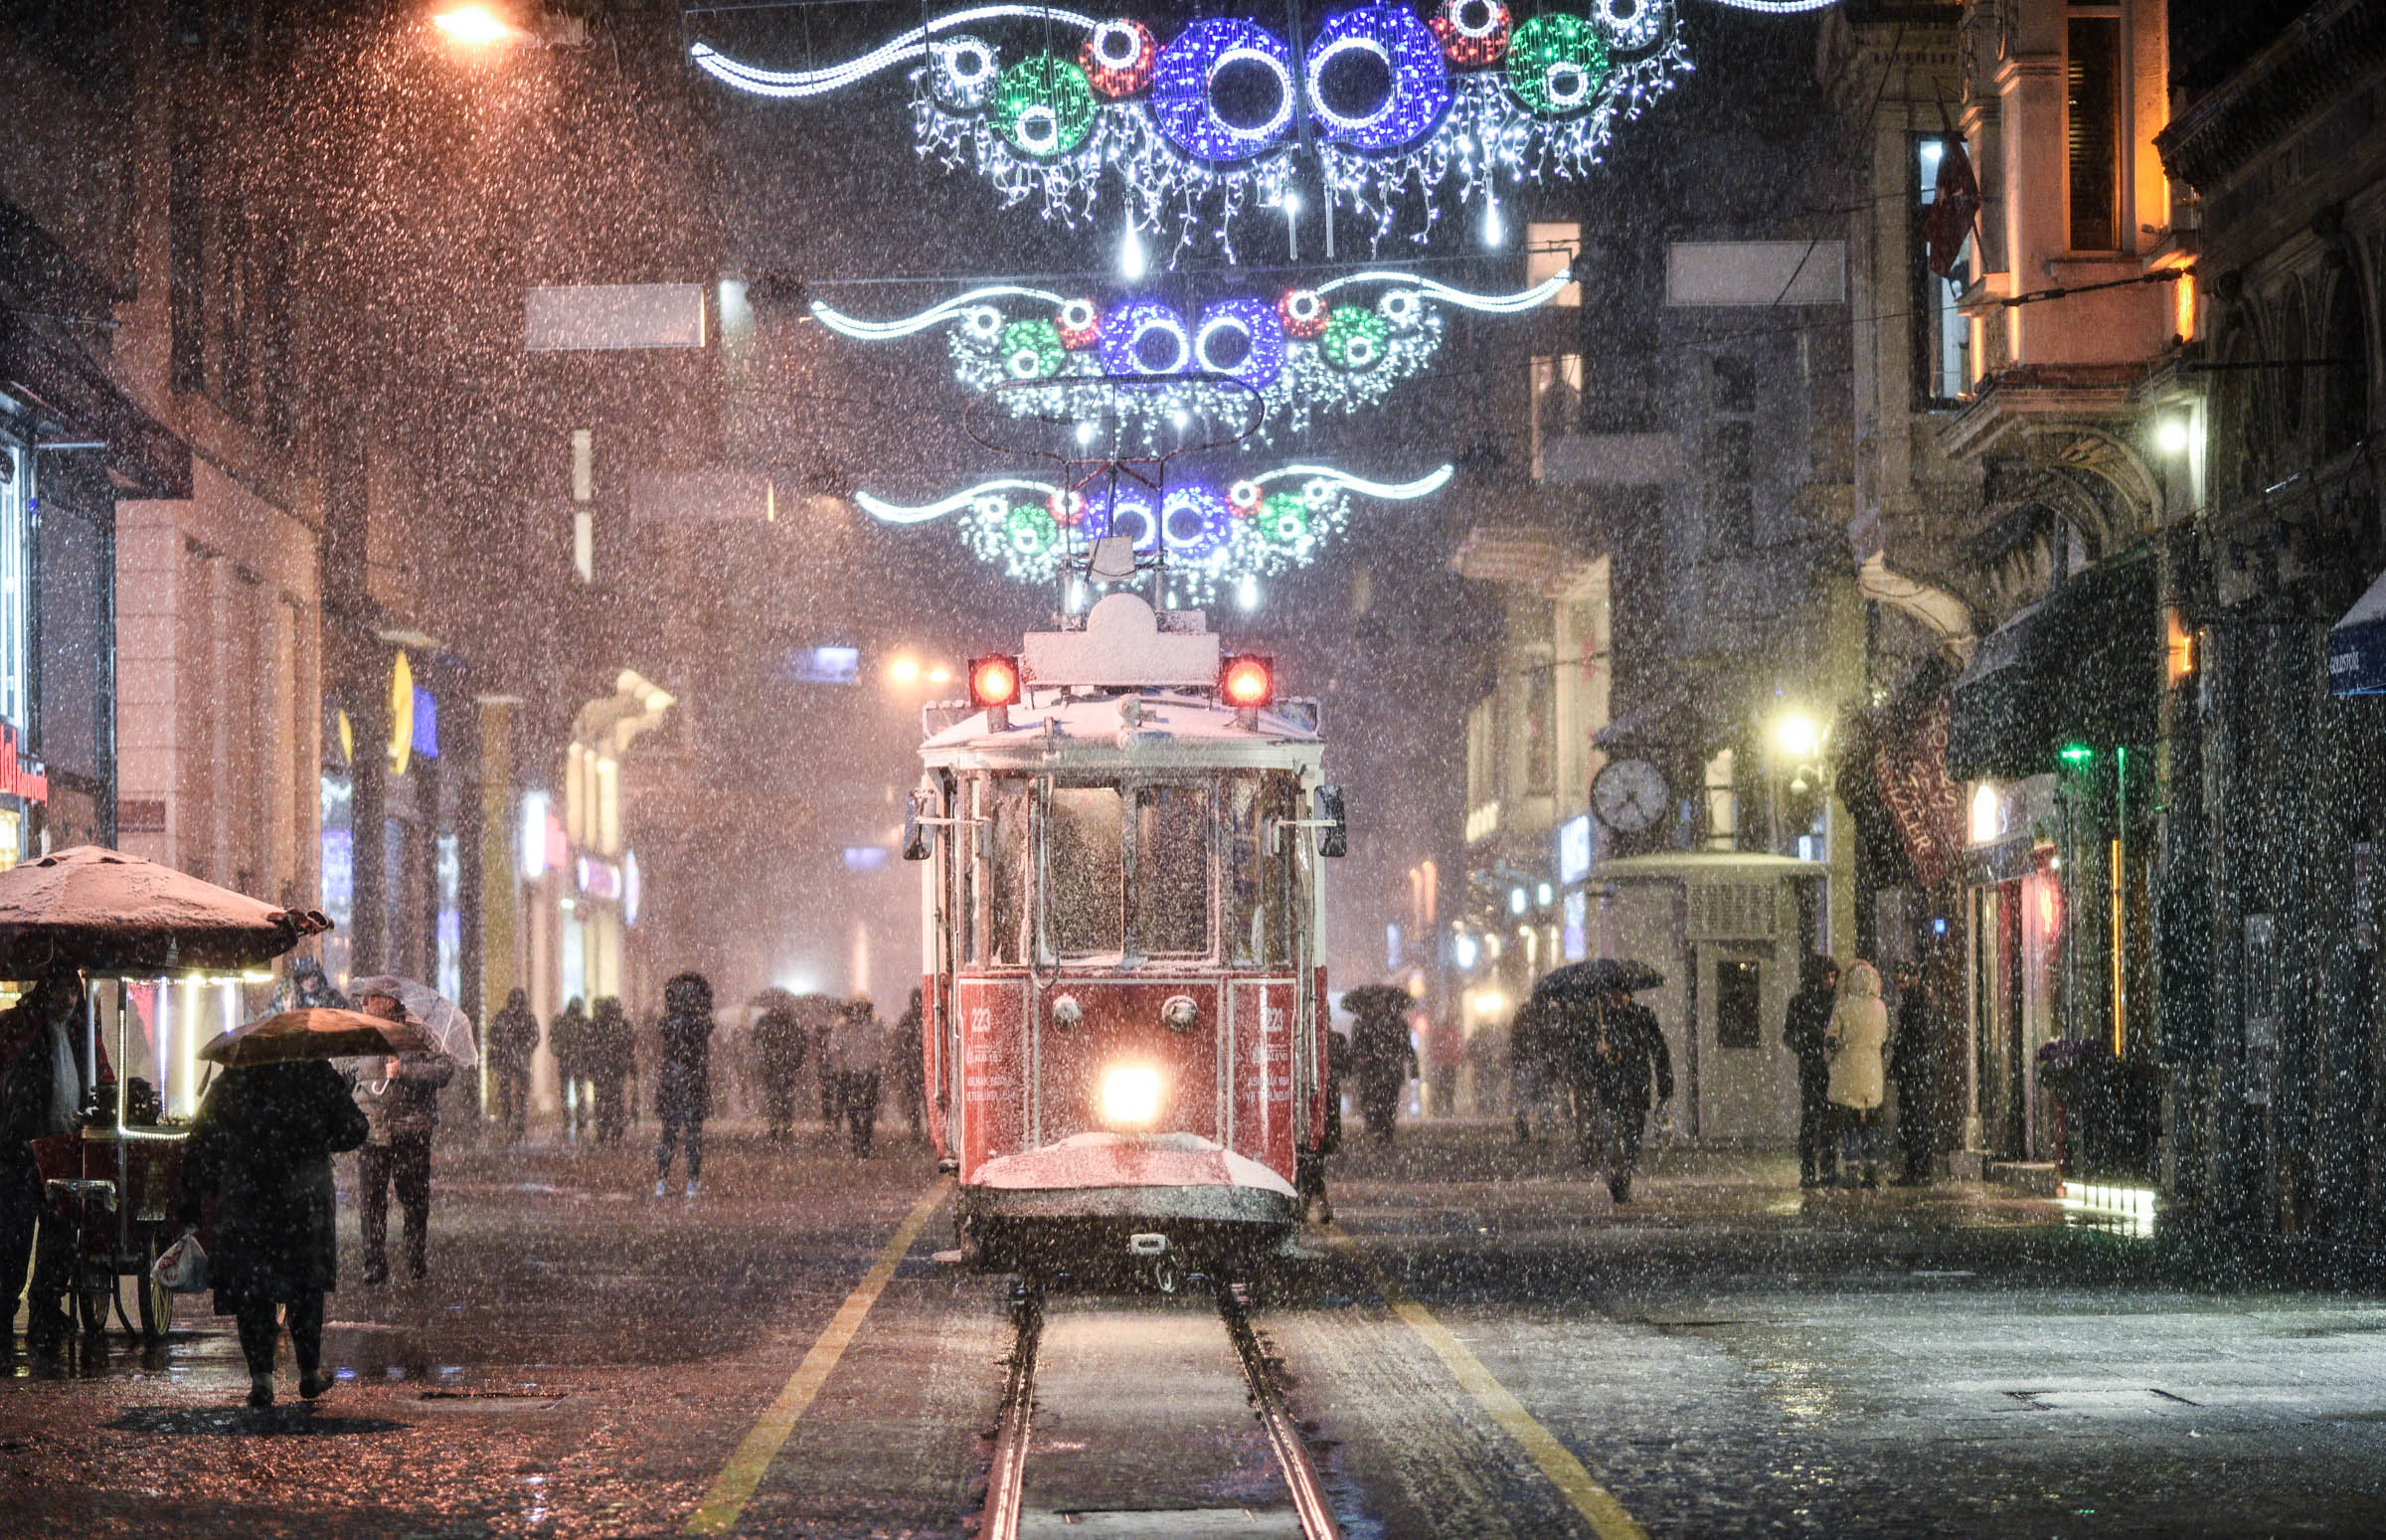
345, 973, 478, 1069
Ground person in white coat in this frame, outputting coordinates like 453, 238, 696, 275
823, 997, 887, 1156
1824, 959, 1891, 1189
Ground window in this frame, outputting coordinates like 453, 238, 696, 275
1133, 785, 1211, 955
981, 777, 1030, 964
1709, 415, 1755, 552
1717, 958, 1763, 1048
1915, 137, 1971, 407
169, 125, 206, 395
1228, 774, 1299, 968
2066, 15, 2123, 252
1046, 786, 1123, 958
1529, 353, 1584, 480
1523, 665, 1554, 795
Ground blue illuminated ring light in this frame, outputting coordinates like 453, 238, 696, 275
1162, 486, 1234, 557
1193, 298, 1287, 389
1085, 490, 1162, 551
1101, 299, 1193, 376
1151, 19, 1296, 163
1304, 5, 1451, 153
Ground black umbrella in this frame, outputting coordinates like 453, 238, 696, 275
1340, 983, 1416, 1017
1532, 958, 1666, 1006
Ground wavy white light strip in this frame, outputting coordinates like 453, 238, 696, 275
856, 478, 1061, 523
1313, 266, 1576, 315
688, 5, 1098, 98
812, 284, 1071, 340
1694, 0, 1840, 11
1251, 464, 1454, 499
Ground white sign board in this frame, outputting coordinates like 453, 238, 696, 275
1666, 242, 1846, 307
526, 284, 708, 350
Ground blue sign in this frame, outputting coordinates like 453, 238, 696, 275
411, 687, 439, 760
795, 646, 861, 684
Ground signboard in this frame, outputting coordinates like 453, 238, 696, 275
1558, 813, 1593, 885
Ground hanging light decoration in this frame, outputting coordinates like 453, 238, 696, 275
811, 264, 1574, 443
688, 2, 1699, 257
854, 463, 1454, 600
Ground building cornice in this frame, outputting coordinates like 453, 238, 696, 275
2157, 0, 2386, 193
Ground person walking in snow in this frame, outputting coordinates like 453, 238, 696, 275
654, 973, 717, 1199
1784, 955, 1841, 1189
823, 996, 887, 1157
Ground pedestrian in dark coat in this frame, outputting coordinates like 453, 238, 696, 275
177, 1058, 369, 1409
1783, 955, 1840, 1189
0, 972, 90, 1343
1576, 987, 1673, 1203
1508, 999, 1567, 1145
823, 996, 886, 1156
351, 989, 454, 1284
551, 996, 590, 1140
486, 988, 539, 1142
586, 997, 635, 1145
654, 973, 715, 1198
1348, 995, 1416, 1144
1891, 964, 1939, 1185
892, 987, 927, 1140
752, 998, 808, 1142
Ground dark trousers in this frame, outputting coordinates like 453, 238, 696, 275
1833, 1106, 1883, 1182
1896, 1082, 1934, 1181
235, 1290, 324, 1381
359, 1135, 432, 1281
593, 1076, 628, 1144
657, 1107, 704, 1184
494, 1066, 531, 1138
0, 1153, 69, 1328
1588, 1098, 1647, 1200
1796, 1068, 1835, 1187
762, 1080, 799, 1140
831, 1072, 881, 1155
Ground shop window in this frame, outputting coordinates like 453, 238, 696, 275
1716, 958, 1763, 1048
2066, 15, 2123, 252
1132, 784, 1211, 956
1046, 786, 1123, 958
1914, 136, 1971, 408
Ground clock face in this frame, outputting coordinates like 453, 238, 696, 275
1593, 759, 1669, 833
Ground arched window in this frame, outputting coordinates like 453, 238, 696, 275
2277, 288, 2309, 453
2321, 271, 2372, 460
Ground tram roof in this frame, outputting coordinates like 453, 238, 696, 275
918, 689, 1323, 773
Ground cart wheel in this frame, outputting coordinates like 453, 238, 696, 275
133, 1236, 173, 1343
74, 1274, 111, 1336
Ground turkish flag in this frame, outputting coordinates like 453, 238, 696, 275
1924, 136, 1981, 279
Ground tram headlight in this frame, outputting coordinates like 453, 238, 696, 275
1099, 1064, 1164, 1127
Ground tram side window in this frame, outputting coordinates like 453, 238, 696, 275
1228, 774, 1297, 969
1132, 784, 1211, 956
1047, 786, 1124, 958
982, 777, 1030, 964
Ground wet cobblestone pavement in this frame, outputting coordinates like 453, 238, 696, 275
5, 1121, 2383, 1537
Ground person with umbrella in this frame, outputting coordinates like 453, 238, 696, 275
184, 1006, 414, 1409
348, 985, 456, 1284
1532, 959, 1671, 1202
1344, 985, 1418, 1145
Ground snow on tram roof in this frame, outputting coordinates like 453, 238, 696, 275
919, 689, 1322, 769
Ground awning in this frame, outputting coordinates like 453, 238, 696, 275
1949, 553, 2157, 780
2327, 568, 2386, 695
0, 307, 191, 499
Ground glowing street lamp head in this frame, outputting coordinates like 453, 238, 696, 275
1773, 710, 1823, 762
432, 4, 516, 45
886, 655, 922, 685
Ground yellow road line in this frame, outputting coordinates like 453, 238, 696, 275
1323, 1224, 1648, 1540
687, 1181, 948, 1535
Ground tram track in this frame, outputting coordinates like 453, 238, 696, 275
981, 1277, 1341, 1540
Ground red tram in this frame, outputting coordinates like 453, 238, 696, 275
906, 592, 1342, 1281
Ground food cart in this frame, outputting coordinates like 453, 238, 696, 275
0, 847, 330, 1341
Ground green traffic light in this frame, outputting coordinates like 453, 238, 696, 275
2059, 742, 2095, 769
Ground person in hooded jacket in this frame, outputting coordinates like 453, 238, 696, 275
178, 1056, 369, 1408
551, 996, 591, 1141
891, 987, 927, 1141
486, 988, 539, 1142
1825, 959, 1892, 1188
1783, 955, 1841, 1189
1890, 963, 1940, 1184
585, 997, 635, 1145
823, 996, 887, 1156
655, 973, 716, 1198
751, 996, 809, 1142
1348, 993, 1417, 1144
0, 972, 92, 1344
351, 989, 454, 1284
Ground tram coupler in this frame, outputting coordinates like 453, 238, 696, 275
1128, 1232, 1182, 1293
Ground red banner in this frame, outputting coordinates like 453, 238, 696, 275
1873, 699, 1963, 894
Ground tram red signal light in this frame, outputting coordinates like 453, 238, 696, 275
1221, 654, 1274, 709
968, 654, 1020, 709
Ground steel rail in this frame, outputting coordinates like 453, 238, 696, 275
1218, 1281, 1343, 1540
980, 1283, 1043, 1540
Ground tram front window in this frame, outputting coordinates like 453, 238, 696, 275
982, 777, 1030, 964
1229, 773, 1298, 968
1048, 786, 1124, 957
1133, 784, 1211, 956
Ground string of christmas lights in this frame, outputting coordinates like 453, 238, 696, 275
853, 463, 1453, 599
694, 2, 1691, 257
810, 266, 1574, 443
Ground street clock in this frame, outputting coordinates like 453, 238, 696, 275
1592, 758, 1670, 834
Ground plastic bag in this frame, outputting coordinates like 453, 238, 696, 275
152, 1231, 208, 1294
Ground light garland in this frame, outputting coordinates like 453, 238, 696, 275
692, 3, 1692, 257
854, 463, 1453, 599
811, 265, 1574, 443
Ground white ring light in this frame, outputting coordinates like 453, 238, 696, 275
1090, 20, 1143, 68
1205, 45, 1296, 143
1123, 312, 1191, 374
961, 305, 1005, 340
1544, 61, 1592, 111
1006, 346, 1049, 379
1449, 0, 1506, 39
1282, 290, 1326, 326
1304, 34, 1398, 133
1013, 102, 1062, 155
1378, 289, 1423, 326
1059, 298, 1099, 332
1194, 313, 1256, 374
1106, 499, 1159, 549
1340, 332, 1380, 368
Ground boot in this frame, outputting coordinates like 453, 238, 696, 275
247, 1375, 274, 1410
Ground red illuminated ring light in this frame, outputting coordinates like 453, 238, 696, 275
969, 654, 1021, 708
1220, 654, 1274, 708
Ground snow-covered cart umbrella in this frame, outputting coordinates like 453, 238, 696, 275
344, 974, 477, 1069
197, 1007, 440, 1068
0, 845, 331, 976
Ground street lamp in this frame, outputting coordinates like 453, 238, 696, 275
431, 4, 517, 45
